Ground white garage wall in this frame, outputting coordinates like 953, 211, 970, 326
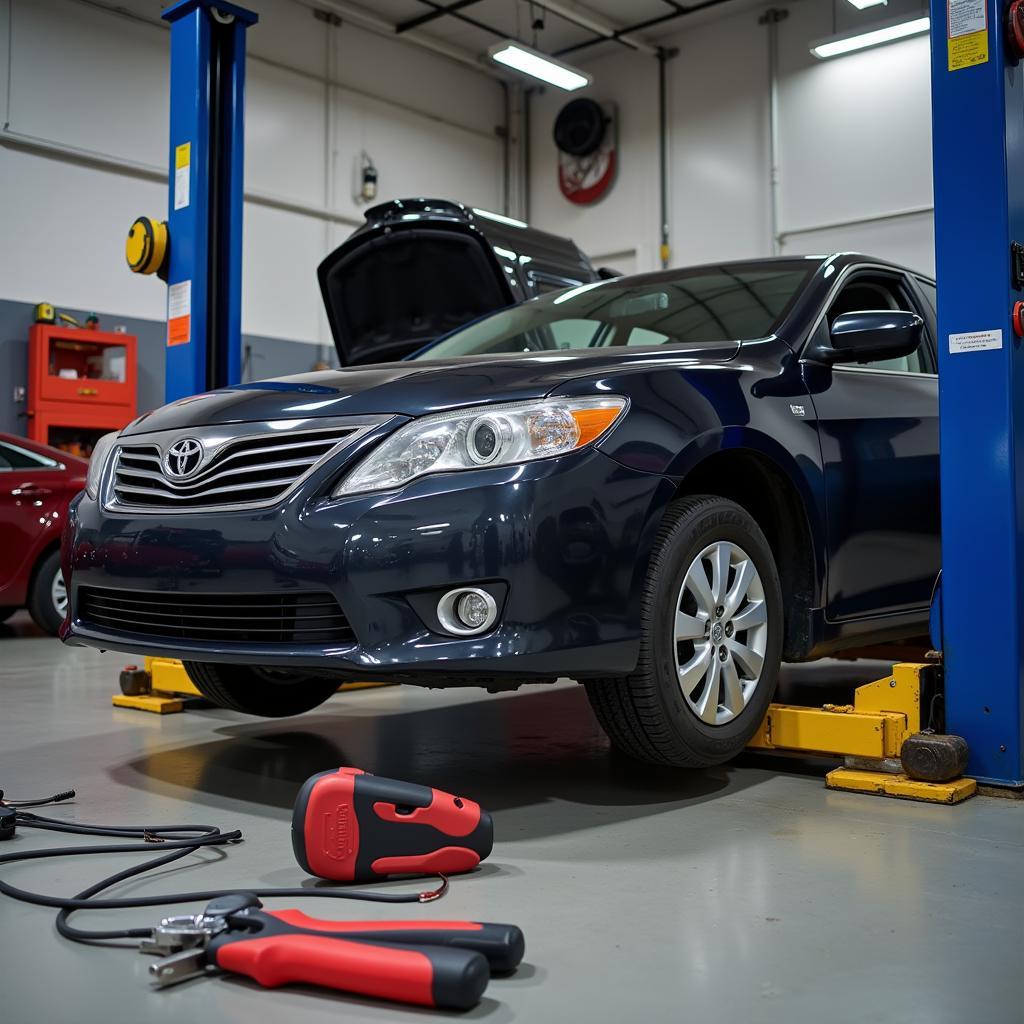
528, 46, 662, 274
529, 1, 935, 277
775, 3, 933, 273
0, 0, 506, 345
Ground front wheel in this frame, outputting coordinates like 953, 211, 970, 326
585, 494, 783, 767
27, 550, 67, 636
183, 662, 341, 717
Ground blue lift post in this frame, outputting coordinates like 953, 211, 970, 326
930, 1, 1024, 787
110, 0, 260, 710
161, 0, 257, 403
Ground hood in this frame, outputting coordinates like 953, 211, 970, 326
124, 344, 742, 435
317, 198, 598, 367
318, 201, 514, 367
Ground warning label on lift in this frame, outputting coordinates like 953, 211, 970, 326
174, 142, 191, 210
167, 280, 191, 347
949, 328, 1002, 354
947, 0, 988, 72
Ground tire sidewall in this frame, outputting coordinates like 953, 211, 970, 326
28, 550, 65, 636
183, 661, 339, 717
649, 500, 783, 756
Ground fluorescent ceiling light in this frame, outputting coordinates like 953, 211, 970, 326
487, 41, 591, 91
810, 15, 929, 59
846, 0, 888, 9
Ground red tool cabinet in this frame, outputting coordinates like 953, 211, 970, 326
27, 325, 138, 458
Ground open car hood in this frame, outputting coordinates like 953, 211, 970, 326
318, 200, 515, 367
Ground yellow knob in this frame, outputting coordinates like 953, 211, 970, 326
126, 216, 168, 275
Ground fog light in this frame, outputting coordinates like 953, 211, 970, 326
456, 591, 490, 629
437, 587, 499, 636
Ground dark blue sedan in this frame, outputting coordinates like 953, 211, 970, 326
62, 253, 939, 766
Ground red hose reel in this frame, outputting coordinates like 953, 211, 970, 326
1010, 0, 1024, 60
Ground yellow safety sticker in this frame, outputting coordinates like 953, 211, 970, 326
174, 142, 191, 210
947, 0, 988, 71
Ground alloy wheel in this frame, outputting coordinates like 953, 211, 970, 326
673, 541, 768, 725
51, 571, 68, 617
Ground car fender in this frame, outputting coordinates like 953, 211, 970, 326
607, 422, 828, 619
553, 358, 826, 607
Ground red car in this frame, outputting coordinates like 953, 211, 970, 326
0, 434, 87, 634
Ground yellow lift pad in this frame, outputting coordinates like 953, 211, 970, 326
111, 693, 185, 714
112, 656, 393, 713
826, 768, 977, 805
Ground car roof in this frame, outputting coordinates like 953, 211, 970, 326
0, 433, 87, 467
595, 253, 929, 291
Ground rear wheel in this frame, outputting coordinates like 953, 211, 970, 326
182, 662, 341, 717
585, 494, 783, 767
27, 550, 67, 636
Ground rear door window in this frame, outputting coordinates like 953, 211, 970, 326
0, 441, 59, 470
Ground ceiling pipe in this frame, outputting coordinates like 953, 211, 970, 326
397, 0, 486, 34
534, 1, 659, 56
398, 0, 512, 41
658, 48, 671, 269
761, 7, 788, 256
553, 0, 735, 57
297, 0, 487, 74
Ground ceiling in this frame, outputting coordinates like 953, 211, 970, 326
326, 0, 749, 64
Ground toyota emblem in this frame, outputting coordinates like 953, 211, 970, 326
164, 437, 204, 479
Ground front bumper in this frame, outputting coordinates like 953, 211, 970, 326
62, 449, 674, 683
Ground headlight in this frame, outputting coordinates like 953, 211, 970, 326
334, 396, 627, 497
85, 431, 120, 500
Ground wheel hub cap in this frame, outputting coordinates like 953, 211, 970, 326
51, 571, 68, 617
673, 540, 769, 726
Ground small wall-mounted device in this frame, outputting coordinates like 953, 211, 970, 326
359, 151, 378, 203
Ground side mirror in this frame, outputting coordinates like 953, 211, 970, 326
816, 310, 924, 365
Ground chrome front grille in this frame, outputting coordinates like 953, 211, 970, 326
106, 418, 384, 513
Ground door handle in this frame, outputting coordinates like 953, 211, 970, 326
12, 485, 52, 499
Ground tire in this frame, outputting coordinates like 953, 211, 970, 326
182, 661, 341, 717
27, 550, 67, 636
585, 494, 783, 767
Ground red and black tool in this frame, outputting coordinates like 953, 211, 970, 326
146, 893, 524, 1011
292, 767, 493, 882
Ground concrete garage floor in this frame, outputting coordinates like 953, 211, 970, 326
0, 613, 1021, 1024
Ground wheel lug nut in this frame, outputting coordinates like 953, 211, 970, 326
725, 623, 733, 637
715, 606, 724, 617
718, 647, 727, 661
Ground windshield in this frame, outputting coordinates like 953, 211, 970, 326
412, 262, 814, 360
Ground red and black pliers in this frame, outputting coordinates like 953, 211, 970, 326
143, 893, 525, 1011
